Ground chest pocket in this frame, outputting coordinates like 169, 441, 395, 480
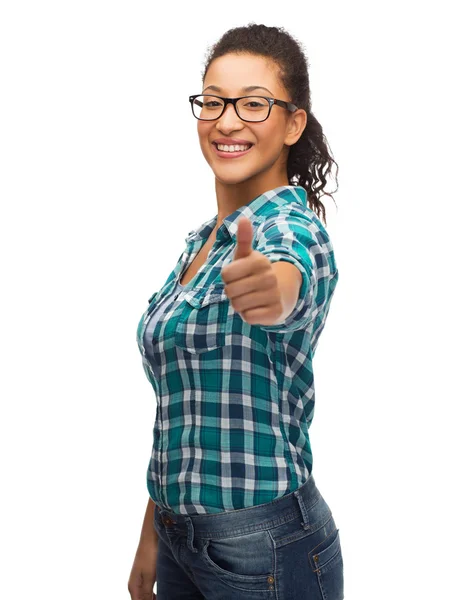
175, 283, 229, 354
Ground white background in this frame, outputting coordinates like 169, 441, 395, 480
1, 1, 457, 598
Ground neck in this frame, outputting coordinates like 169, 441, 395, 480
214, 171, 290, 230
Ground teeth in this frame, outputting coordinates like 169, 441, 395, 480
216, 143, 251, 152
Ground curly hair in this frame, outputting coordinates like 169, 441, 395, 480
200, 23, 339, 225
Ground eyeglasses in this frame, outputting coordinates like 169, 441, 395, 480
189, 94, 298, 123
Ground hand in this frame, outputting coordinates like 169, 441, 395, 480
128, 540, 158, 600
221, 216, 284, 326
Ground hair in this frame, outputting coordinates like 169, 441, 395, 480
200, 23, 339, 226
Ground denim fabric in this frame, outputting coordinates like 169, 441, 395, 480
153, 474, 344, 599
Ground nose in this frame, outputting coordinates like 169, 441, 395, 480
217, 101, 243, 129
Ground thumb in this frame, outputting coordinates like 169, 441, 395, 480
233, 216, 253, 261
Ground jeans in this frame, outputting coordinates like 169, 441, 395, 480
153, 474, 344, 599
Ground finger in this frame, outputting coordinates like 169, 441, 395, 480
233, 216, 253, 261
225, 267, 276, 300
222, 250, 271, 287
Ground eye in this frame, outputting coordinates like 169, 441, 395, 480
203, 100, 223, 108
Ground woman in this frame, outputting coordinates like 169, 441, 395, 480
128, 23, 343, 600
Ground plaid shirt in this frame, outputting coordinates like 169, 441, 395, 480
136, 185, 339, 515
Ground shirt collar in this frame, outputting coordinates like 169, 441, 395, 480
184, 185, 307, 245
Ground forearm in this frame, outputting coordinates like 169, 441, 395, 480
138, 497, 159, 547
271, 260, 302, 323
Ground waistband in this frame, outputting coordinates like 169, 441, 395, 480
155, 474, 321, 541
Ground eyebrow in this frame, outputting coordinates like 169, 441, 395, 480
202, 85, 273, 95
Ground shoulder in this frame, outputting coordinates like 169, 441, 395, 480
255, 201, 327, 245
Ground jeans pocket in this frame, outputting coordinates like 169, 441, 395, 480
175, 284, 229, 354
308, 526, 344, 600
200, 529, 276, 592
271, 492, 333, 550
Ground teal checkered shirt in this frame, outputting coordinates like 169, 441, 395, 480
136, 185, 339, 515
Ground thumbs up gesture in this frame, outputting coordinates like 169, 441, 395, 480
221, 216, 284, 326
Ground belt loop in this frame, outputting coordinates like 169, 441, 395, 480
185, 517, 199, 553
294, 487, 311, 531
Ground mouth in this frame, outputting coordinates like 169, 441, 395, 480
212, 142, 254, 158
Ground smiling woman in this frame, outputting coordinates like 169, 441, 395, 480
129, 23, 343, 600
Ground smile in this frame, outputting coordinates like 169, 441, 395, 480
212, 142, 254, 158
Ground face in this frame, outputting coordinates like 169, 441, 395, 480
197, 53, 307, 189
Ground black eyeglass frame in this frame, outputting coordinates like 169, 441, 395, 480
188, 94, 298, 123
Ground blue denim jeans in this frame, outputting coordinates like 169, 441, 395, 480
153, 474, 344, 599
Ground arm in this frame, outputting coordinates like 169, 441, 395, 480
138, 497, 159, 547
271, 261, 302, 324
128, 498, 159, 599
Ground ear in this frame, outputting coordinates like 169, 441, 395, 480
285, 109, 307, 146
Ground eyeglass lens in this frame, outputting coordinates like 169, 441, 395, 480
192, 95, 270, 122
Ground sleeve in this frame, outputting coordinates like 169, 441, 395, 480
253, 207, 336, 334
